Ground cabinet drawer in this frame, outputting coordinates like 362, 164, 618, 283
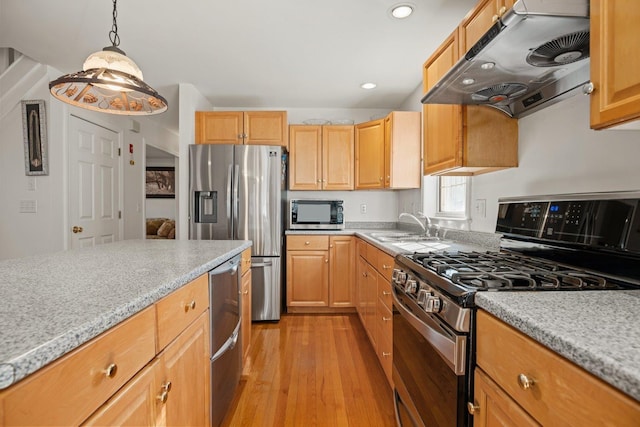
378, 275, 393, 310
365, 242, 379, 265
287, 235, 329, 250
156, 273, 209, 350
1, 307, 156, 426
376, 251, 395, 281
477, 310, 640, 426
356, 238, 367, 259
376, 297, 393, 349
376, 311, 393, 387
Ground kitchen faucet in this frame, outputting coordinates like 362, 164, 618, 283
398, 212, 432, 236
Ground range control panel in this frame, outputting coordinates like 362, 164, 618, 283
496, 196, 639, 251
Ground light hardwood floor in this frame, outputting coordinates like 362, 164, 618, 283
221, 314, 396, 427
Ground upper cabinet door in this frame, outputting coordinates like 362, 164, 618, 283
195, 112, 243, 144
423, 30, 463, 175
323, 125, 354, 190
289, 125, 322, 190
243, 111, 288, 146
355, 119, 385, 189
590, 0, 640, 129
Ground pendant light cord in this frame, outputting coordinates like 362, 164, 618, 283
108, 0, 120, 47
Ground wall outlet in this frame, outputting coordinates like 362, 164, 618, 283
475, 199, 486, 218
360, 204, 367, 214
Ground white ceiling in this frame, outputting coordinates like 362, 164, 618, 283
0, 0, 477, 132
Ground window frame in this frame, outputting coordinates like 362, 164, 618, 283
435, 176, 471, 219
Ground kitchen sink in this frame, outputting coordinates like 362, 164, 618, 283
367, 231, 449, 252
368, 231, 440, 242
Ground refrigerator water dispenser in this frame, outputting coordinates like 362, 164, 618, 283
195, 191, 217, 223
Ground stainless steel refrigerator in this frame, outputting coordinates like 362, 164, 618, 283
189, 144, 283, 321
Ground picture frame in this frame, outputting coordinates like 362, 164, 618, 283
146, 166, 175, 198
21, 100, 49, 176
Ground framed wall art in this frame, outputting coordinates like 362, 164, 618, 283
21, 100, 49, 176
146, 166, 175, 198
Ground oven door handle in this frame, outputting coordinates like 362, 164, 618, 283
393, 289, 467, 376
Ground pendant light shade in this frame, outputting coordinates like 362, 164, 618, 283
49, 1, 167, 115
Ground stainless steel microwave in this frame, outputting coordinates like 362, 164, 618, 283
289, 199, 345, 230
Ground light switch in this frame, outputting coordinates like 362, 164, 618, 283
475, 199, 486, 218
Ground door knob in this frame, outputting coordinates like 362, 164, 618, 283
72, 226, 83, 233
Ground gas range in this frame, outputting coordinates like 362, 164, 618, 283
391, 192, 640, 427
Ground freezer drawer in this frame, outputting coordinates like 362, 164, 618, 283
251, 256, 281, 321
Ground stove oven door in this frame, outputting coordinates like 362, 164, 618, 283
392, 288, 468, 427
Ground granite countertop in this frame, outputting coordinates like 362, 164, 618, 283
475, 291, 640, 401
0, 239, 251, 390
286, 226, 502, 256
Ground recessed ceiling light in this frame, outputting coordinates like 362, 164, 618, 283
390, 4, 414, 19
361, 82, 377, 90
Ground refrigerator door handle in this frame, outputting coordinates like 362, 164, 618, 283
233, 164, 240, 239
251, 262, 273, 268
226, 164, 233, 239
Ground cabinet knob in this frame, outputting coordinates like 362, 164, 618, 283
492, 14, 499, 22
103, 363, 118, 378
499, 6, 506, 15
325, 259, 329, 263
467, 401, 480, 415
72, 226, 83, 234
379, 177, 383, 181
185, 300, 196, 311
517, 373, 535, 390
243, 289, 249, 295
583, 82, 594, 95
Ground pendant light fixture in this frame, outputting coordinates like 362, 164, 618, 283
49, 0, 167, 115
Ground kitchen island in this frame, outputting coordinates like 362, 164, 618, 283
0, 239, 251, 390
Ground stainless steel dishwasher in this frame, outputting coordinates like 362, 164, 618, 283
209, 254, 242, 427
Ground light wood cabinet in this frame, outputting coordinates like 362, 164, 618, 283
85, 311, 210, 427
355, 238, 394, 386
473, 310, 640, 426
286, 235, 330, 308
590, 0, 640, 129
329, 236, 355, 307
195, 111, 288, 147
422, 28, 518, 176
460, 0, 514, 53
471, 369, 539, 427
355, 112, 420, 189
289, 125, 354, 190
0, 273, 212, 427
240, 248, 252, 360
286, 235, 355, 311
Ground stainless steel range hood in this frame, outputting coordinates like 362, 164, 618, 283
421, 0, 590, 118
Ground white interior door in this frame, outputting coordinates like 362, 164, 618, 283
68, 115, 120, 249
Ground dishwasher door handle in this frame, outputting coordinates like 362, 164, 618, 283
211, 321, 241, 363
251, 261, 273, 268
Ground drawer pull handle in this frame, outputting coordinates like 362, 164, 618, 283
382, 352, 391, 357
383, 316, 391, 322
517, 373, 535, 390
243, 290, 249, 295
382, 264, 391, 269
157, 381, 172, 404
104, 363, 118, 378
185, 300, 196, 311
467, 401, 480, 415
382, 291, 391, 296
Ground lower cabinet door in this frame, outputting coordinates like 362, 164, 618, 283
472, 369, 539, 427
159, 311, 211, 427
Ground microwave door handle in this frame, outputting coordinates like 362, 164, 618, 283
226, 164, 232, 239
233, 164, 239, 239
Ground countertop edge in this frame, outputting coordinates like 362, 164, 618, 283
0, 241, 251, 390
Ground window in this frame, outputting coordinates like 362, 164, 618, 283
437, 176, 469, 218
